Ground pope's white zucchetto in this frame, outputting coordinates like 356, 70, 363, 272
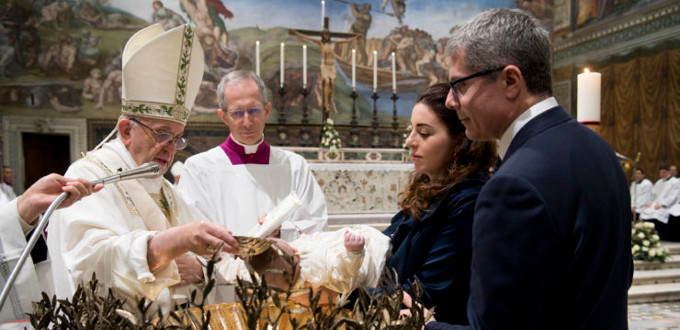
121, 23, 204, 126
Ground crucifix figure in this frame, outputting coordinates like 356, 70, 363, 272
290, 17, 361, 122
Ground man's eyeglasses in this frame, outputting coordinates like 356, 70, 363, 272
227, 107, 264, 120
449, 66, 505, 100
129, 117, 187, 150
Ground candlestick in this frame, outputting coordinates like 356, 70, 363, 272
391, 52, 396, 93
373, 50, 377, 92
321, 0, 325, 28
577, 68, 601, 124
351, 49, 356, 91
280, 43, 285, 88
255, 40, 260, 77
303, 45, 307, 89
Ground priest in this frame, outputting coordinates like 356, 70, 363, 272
178, 70, 328, 241
47, 24, 238, 312
177, 70, 328, 302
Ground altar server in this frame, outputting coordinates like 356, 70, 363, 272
47, 24, 238, 311
640, 164, 680, 237
179, 70, 328, 241
630, 168, 653, 216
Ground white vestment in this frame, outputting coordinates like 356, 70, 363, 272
640, 177, 680, 223
179, 145, 328, 239
0, 199, 43, 323
48, 139, 198, 309
0, 183, 15, 201
630, 178, 653, 211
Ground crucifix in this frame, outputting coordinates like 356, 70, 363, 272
290, 17, 361, 124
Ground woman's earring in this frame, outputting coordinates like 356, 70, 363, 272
448, 157, 456, 174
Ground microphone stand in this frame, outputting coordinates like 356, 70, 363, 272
0, 162, 160, 311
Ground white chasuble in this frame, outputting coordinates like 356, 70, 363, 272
48, 140, 197, 309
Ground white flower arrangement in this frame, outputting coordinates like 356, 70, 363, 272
320, 118, 342, 154
632, 221, 669, 262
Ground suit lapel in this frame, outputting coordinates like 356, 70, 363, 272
504, 106, 572, 163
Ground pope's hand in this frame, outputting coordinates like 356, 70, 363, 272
147, 220, 238, 272
173, 253, 203, 286
180, 220, 239, 255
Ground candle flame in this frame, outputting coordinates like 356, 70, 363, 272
584, 68, 590, 73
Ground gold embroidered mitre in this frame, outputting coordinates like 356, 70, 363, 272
121, 24, 204, 125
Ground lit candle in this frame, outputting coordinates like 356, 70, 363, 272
280, 43, 285, 88
321, 0, 325, 28
303, 45, 307, 89
255, 40, 260, 77
351, 49, 356, 91
373, 50, 377, 93
391, 52, 396, 94
577, 68, 601, 124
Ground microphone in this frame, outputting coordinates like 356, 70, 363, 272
91, 161, 161, 185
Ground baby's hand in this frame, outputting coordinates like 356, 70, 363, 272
344, 230, 365, 253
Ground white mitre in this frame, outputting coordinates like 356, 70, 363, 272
121, 23, 204, 125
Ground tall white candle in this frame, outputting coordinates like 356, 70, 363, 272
321, 0, 325, 28
577, 68, 601, 123
373, 50, 378, 93
303, 45, 307, 89
280, 43, 285, 88
391, 52, 396, 94
255, 40, 260, 77
351, 49, 356, 91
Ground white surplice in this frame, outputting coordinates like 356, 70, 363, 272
0, 183, 16, 201
178, 143, 328, 302
0, 199, 42, 323
630, 178, 653, 211
179, 145, 328, 239
47, 139, 198, 310
640, 177, 680, 223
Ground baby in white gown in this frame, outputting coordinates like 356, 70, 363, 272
245, 225, 391, 300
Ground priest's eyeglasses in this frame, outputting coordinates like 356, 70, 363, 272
129, 118, 188, 150
449, 66, 505, 100
227, 108, 264, 120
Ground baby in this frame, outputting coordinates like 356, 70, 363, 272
236, 225, 391, 302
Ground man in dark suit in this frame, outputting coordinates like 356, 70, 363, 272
426, 8, 633, 330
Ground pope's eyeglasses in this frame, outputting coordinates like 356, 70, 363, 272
129, 117, 187, 150
227, 107, 264, 120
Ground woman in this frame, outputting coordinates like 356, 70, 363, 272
383, 83, 496, 325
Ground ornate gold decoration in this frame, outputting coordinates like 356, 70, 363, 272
234, 236, 272, 257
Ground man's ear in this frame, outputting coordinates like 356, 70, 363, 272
502, 65, 523, 100
217, 109, 229, 125
263, 102, 272, 120
118, 118, 133, 147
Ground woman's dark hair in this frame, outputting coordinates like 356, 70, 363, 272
398, 83, 497, 220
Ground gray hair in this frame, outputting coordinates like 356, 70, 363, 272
446, 8, 552, 96
216, 70, 268, 110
